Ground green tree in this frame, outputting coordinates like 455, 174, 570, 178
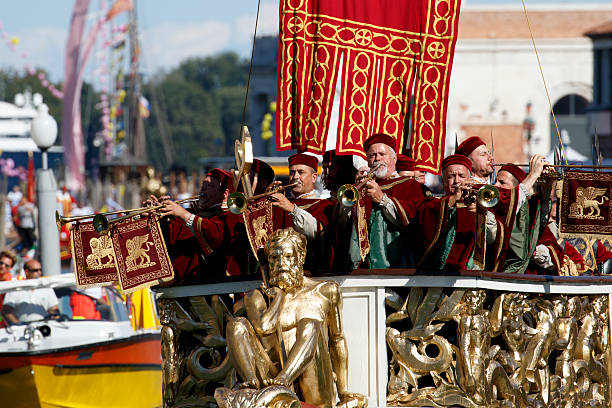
143, 52, 249, 171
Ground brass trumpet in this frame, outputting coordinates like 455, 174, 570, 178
337, 163, 383, 207
56, 195, 199, 235
226, 182, 300, 215
461, 184, 500, 208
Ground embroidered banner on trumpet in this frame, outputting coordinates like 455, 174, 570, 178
559, 171, 612, 239
276, 0, 462, 174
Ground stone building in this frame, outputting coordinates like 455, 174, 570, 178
586, 19, 612, 158
449, 4, 612, 163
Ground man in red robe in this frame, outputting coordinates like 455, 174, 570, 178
269, 153, 334, 272
348, 133, 425, 269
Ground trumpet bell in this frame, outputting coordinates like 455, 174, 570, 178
227, 192, 247, 215
337, 184, 359, 208
477, 185, 499, 208
93, 214, 110, 235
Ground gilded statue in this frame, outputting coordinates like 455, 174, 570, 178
225, 228, 366, 408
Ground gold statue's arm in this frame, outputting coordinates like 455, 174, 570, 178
246, 287, 286, 336
327, 282, 350, 396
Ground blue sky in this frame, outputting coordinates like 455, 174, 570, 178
0, 0, 608, 83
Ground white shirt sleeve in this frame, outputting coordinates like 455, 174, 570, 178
290, 205, 318, 240
486, 211, 497, 244
515, 183, 531, 215
378, 193, 402, 227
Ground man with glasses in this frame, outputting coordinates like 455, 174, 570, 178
0, 250, 16, 281
2, 260, 59, 324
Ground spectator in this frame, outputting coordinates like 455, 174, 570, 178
16, 196, 36, 255
0, 250, 17, 328
2, 260, 59, 324
0, 250, 16, 281
7, 185, 22, 208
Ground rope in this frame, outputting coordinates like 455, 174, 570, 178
241, 0, 262, 130
521, 0, 568, 165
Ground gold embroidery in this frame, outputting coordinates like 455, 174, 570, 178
125, 234, 156, 272
253, 215, 268, 248
568, 187, 609, 220
86, 235, 116, 270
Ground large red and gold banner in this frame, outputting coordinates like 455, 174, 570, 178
71, 221, 119, 288
559, 171, 612, 239
277, 0, 461, 174
110, 214, 174, 294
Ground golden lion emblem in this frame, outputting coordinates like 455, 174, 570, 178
125, 234, 156, 272
86, 235, 115, 270
569, 186, 609, 220
253, 215, 268, 247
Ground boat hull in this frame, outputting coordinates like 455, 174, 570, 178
0, 333, 162, 408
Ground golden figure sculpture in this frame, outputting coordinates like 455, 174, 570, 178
384, 288, 610, 407
225, 228, 366, 408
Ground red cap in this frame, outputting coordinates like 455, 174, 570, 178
288, 153, 318, 171
396, 154, 416, 172
208, 168, 235, 193
442, 154, 472, 171
456, 136, 486, 157
363, 133, 397, 153
499, 164, 526, 183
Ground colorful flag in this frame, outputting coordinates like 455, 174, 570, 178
276, 0, 462, 174
26, 151, 34, 202
106, 0, 133, 21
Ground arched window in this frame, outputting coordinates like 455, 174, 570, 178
553, 94, 588, 116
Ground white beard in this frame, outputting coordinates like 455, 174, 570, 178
373, 162, 388, 179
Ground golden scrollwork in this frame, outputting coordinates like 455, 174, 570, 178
158, 296, 234, 408
125, 234, 156, 272
225, 228, 366, 408
86, 235, 115, 270
568, 187, 609, 220
385, 288, 610, 407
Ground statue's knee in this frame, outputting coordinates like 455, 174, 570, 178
227, 317, 250, 339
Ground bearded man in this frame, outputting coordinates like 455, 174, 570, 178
348, 133, 425, 269
226, 228, 365, 408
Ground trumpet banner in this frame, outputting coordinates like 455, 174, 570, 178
242, 198, 275, 260
109, 214, 174, 293
71, 221, 119, 288
276, 0, 461, 174
559, 171, 612, 239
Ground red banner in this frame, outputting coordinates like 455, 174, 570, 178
242, 198, 275, 261
277, 0, 461, 174
71, 222, 119, 288
559, 171, 612, 239
110, 214, 174, 293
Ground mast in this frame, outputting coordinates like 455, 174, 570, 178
128, 1, 146, 163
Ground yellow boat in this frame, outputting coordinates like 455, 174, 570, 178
0, 275, 162, 408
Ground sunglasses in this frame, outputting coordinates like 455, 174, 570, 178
27, 268, 42, 273
0, 261, 12, 268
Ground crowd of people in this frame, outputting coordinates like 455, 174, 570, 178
151, 133, 576, 285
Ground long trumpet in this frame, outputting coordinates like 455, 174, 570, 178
56, 195, 199, 234
337, 163, 383, 207
494, 163, 612, 169
226, 182, 300, 215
